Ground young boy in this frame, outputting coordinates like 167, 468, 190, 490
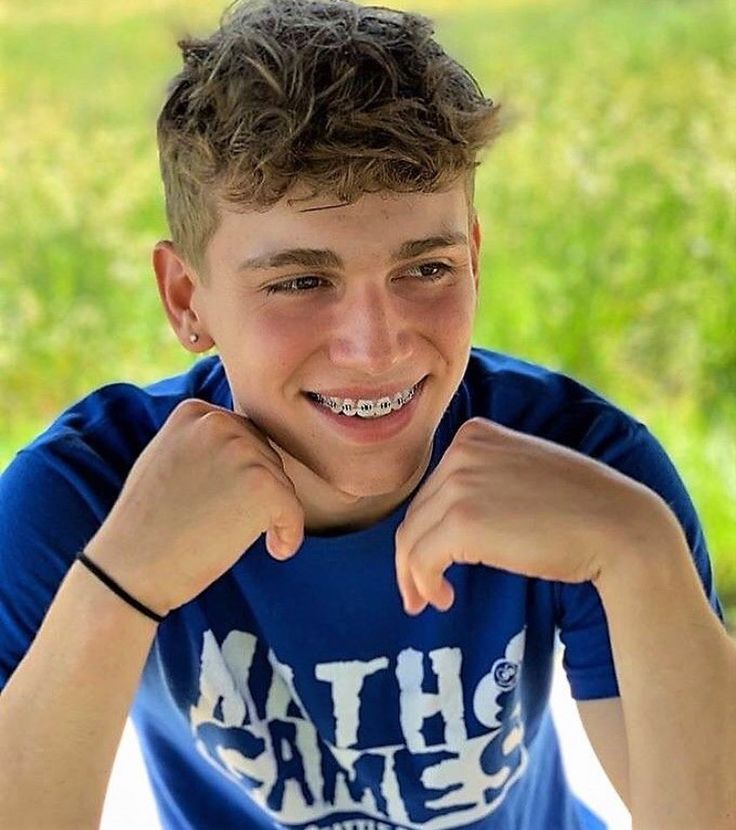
0, 1, 733, 828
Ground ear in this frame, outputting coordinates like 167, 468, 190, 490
470, 212, 482, 298
152, 241, 214, 352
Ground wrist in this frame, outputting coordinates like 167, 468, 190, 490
83, 532, 170, 619
592, 494, 690, 597
76, 551, 167, 624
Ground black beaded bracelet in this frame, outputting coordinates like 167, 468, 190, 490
76, 551, 166, 624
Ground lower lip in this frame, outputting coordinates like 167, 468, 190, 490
304, 378, 427, 443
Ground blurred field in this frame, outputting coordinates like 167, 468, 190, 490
0, 0, 734, 620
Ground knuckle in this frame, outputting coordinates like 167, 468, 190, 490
240, 461, 276, 490
446, 468, 475, 502
450, 468, 478, 493
173, 398, 211, 419
199, 409, 227, 429
446, 499, 477, 525
444, 471, 464, 496
458, 416, 492, 440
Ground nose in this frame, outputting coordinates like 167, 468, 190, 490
327, 283, 412, 375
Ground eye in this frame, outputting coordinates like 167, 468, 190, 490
406, 262, 455, 281
265, 276, 327, 295
264, 261, 454, 296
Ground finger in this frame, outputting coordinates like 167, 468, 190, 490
266, 525, 301, 561
394, 524, 426, 613
396, 467, 462, 612
228, 424, 305, 560
396, 494, 449, 614
239, 464, 304, 561
406, 518, 471, 613
269, 475, 306, 560
267, 500, 305, 560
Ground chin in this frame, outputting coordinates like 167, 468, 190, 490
316, 450, 428, 499
260, 411, 434, 500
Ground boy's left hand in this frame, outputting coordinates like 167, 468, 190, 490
394, 416, 670, 614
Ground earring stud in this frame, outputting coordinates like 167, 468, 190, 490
189, 333, 199, 344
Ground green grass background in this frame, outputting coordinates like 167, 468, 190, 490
1, 0, 734, 623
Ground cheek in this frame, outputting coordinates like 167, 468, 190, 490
226, 303, 321, 366
427, 284, 477, 343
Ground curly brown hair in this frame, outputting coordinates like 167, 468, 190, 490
157, 0, 508, 278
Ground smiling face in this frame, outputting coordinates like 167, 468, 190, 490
154, 178, 481, 533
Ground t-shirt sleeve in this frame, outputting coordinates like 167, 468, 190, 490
553, 410, 726, 701
0, 437, 122, 692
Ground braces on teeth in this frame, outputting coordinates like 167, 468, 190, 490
311, 381, 420, 418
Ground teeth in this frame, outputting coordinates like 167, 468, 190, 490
375, 397, 393, 416
357, 400, 375, 418
313, 381, 420, 418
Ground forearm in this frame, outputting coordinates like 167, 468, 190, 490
595, 506, 736, 829
0, 560, 158, 829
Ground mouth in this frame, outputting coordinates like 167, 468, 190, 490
305, 377, 425, 418
302, 376, 428, 442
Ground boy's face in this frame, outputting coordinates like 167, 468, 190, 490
161, 179, 481, 530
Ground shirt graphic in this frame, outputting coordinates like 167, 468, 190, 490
189, 626, 528, 829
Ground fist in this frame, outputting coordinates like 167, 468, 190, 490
84, 399, 305, 615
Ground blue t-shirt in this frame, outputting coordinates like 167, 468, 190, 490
0, 347, 725, 829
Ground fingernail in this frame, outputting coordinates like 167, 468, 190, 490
279, 530, 302, 558
268, 531, 289, 558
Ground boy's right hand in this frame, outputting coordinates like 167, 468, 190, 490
83, 399, 305, 617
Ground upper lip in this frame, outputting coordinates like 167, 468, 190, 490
308, 376, 425, 400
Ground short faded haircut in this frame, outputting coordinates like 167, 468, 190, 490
157, 0, 508, 278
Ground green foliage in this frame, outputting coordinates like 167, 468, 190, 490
0, 0, 734, 622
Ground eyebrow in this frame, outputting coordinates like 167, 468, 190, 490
236, 231, 469, 273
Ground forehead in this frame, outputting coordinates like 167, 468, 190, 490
208, 183, 471, 269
